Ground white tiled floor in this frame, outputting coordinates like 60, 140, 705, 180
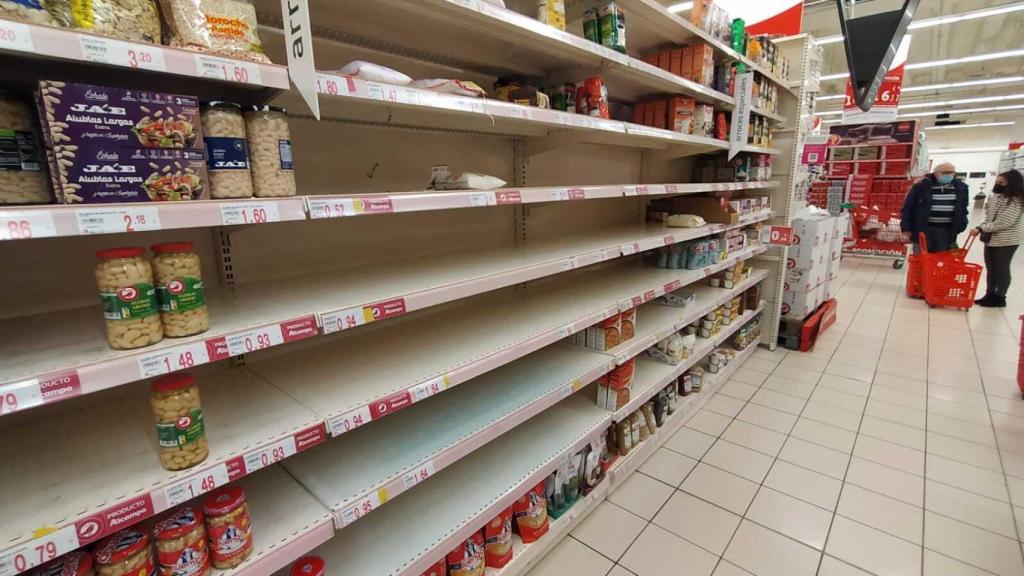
527, 237, 1024, 575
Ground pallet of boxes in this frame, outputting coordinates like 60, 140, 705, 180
778, 210, 844, 350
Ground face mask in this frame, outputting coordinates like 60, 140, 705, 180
937, 174, 954, 185
993, 184, 1006, 194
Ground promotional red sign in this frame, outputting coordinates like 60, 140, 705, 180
712, 0, 803, 36
767, 226, 795, 246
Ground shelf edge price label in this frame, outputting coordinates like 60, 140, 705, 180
0, 19, 33, 53
0, 524, 79, 576
75, 206, 161, 234
0, 210, 56, 240
79, 36, 166, 71
220, 202, 281, 225
243, 436, 298, 474
225, 326, 284, 356
402, 461, 436, 490
328, 405, 372, 436
307, 197, 358, 219
620, 243, 640, 256
765, 226, 794, 246
410, 374, 449, 403
495, 190, 521, 205
1, 371, 80, 416
163, 464, 230, 507
339, 489, 386, 527
194, 55, 262, 85
321, 305, 367, 335
137, 342, 210, 379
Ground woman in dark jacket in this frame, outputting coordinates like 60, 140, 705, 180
901, 162, 970, 252
969, 170, 1024, 308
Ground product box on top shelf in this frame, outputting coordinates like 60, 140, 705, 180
650, 195, 738, 224
694, 105, 715, 138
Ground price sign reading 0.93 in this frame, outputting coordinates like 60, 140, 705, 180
243, 437, 297, 474
225, 327, 283, 357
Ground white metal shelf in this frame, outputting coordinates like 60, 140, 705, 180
0, 182, 779, 242
0, 369, 326, 575
0, 215, 770, 416
608, 339, 759, 488
282, 344, 611, 527
613, 300, 765, 422
292, 394, 610, 576
245, 243, 767, 440
0, 18, 289, 90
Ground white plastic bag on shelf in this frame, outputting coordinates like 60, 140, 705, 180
338, 61, 412, 85
665, 214, 706, 228
410, 79, 486, 98
429, 166, 506, 190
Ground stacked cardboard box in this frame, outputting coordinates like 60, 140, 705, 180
782, 214, 836, 319
642, 43, 715, 87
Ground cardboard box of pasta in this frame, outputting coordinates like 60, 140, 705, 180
585, 314, 621, 351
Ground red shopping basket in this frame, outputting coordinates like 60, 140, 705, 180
918, 233, 982, 309
906, 253, 923, 298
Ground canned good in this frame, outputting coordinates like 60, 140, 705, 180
150, 373, 209, 471
95, 247, 163, 350
93, 529, 154, 576
203, 486, 253, 569
201, 102, 253, 199
153, 506, 210, 576
151, 242, 210, 337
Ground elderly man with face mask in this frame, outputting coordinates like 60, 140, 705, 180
901, 162, 970, 253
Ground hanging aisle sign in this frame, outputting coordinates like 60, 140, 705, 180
282, 0, 320, 119
729, 73, 754, 160
843, 35, 911, 124
710, 0, 804, 37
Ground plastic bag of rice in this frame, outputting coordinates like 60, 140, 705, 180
159, 0, 270, 63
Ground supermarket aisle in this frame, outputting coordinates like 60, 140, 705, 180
526, 250, 1024, 576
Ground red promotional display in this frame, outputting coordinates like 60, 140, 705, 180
712, 0, 804, 36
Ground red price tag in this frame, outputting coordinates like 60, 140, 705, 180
402, 461, 436, 490
137, 342, 209, 378
307, 198, 357, 219
340, 490, 385, 526
767, 226, 794, 246
0, 211, 57, 240
75, 206, 161, 234
316, 74, 340, 95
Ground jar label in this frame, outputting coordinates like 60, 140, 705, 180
0, 129, 42, 171
205, 137, 250, 171
207, 508, 252, 564
101, 282, 158, 320
278, 139, 294, 170
156, 537, 209, 576
156, 276, 205, 312
156, 408, 205, 448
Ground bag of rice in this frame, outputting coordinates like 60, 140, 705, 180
159, 0, 270, 63
410, 79, 486, 97
446, 531, 485, 576
512, 482, 549, 543
338, 61, 412, 85
484, 507, 513, 568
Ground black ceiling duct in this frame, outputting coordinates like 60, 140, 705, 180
835, 0, 920, 111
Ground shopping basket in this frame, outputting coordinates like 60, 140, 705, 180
905, 253, 923, 298
917, 232, 982, 309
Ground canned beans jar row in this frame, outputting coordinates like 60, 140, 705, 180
94, 242, 209, 350
201, 102, 297, 199
31, 487, 254, 576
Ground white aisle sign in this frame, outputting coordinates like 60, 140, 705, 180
728, 73, 754, 160
281, 0, 319, 119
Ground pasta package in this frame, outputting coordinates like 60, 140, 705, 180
512, 482, 549, 543
446, 531, 485, 576
159, 0, 271, 63
484, 507, 513, 568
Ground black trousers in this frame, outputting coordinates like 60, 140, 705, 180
984, 244, 1019, 297
912, 227, 957, 254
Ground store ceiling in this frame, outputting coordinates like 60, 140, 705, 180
661, 0, 1024, 125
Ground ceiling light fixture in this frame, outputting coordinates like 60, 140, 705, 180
815, 76, 1024, 103
898, 93, 1024, 110
667, 1, 694, 12
819, 48, 1024, 82
899, 103, 1024, 118
930, 147, 1010, 153
925, 122, 1015, 130
817, 2, 1024, 45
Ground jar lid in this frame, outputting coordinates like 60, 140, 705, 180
151, 241, 194, 254
154, 505, 204, 541
247, 104, 287, 114
96, 247, 145, 259
32, 551, 93, 576
203, 101, 242, 111
94, 529, 150, 565
290, 556, 325, 576
203, 485, 246, 516
150, 372, 196, 393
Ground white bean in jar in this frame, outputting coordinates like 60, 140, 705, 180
150, 372, 209, 471
0, 93, 49, 204
201, 102, 253, 199
151, 241, 210, 337
95, 247, 163, 350
244, 105, 296, 197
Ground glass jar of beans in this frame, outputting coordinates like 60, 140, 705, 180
95, 247, 163, 350
151, 242, 210, 338
150, 372, 208, 471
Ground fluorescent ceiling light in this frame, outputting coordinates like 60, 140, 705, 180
926, 122, 1015, 130
819, 49, 1024, 82
822, 119, 842, 124
931, 147, 1008, 153
817, 76, 1024, 102
667, 1, 693, 12
817, 94, 846, 101
815, 110, 844, 116
899, 93, 1024, 110
817, 2, 1024, 45
899, 103, 1024, 118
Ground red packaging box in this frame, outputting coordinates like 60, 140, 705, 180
694, 44, 715, 85
830, 162, 853, 177
883, 161, 910, 175
633, 102, 646, 125
643, 101, 656, 126
857, 162, 880, 175
670, 48, 684, 76
658, 50, 671, 71
643, 53, 658, 66
884, 144, 911, 159
681, 46, 693, 82
653, 100, 668, 129
667, 96, 696, 133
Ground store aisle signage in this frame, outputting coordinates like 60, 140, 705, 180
281, 0, 319, 119
729, 73, 754, 159
843, 36, 911, 123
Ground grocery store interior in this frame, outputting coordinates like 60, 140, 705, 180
1, 1, 1023, 576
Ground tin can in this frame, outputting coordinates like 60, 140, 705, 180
202, 487, 253, 569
